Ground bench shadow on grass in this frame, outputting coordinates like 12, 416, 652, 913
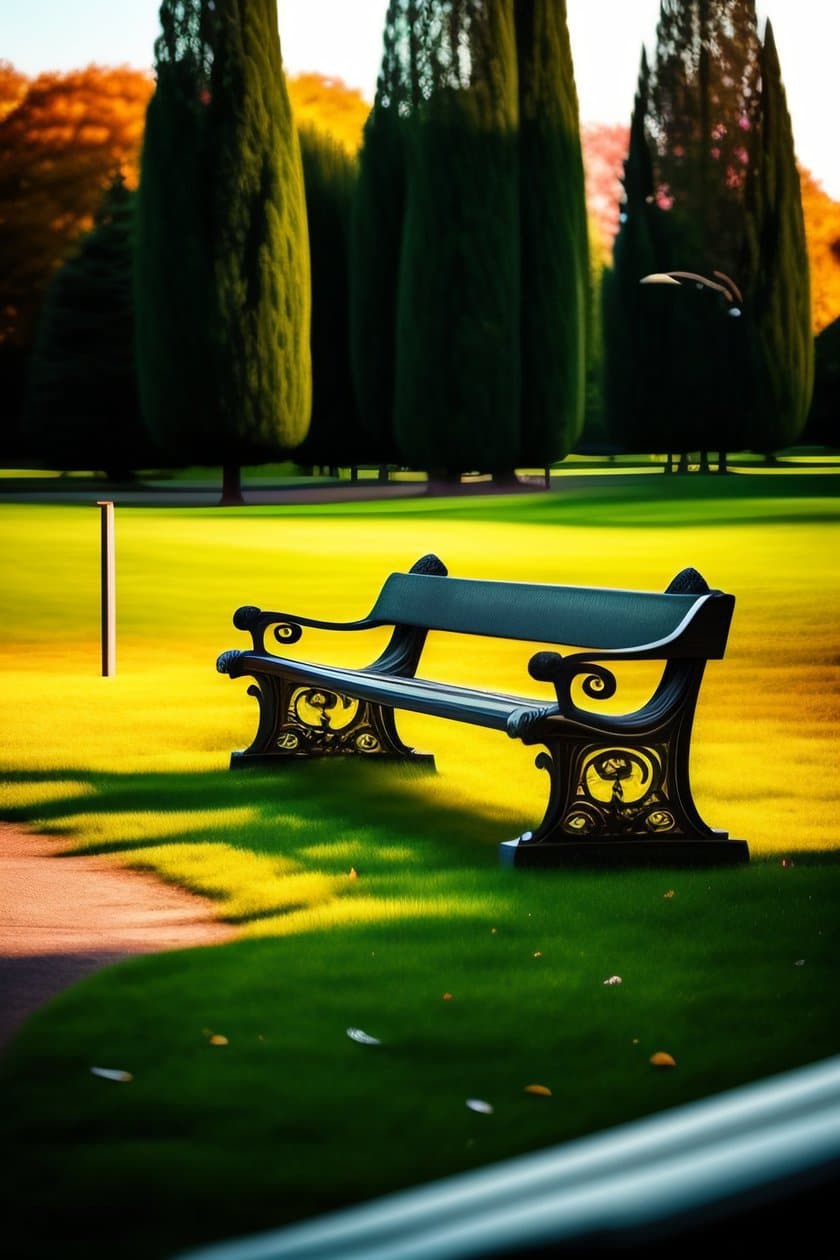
2, 760, 525, 928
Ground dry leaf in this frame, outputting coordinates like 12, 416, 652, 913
533, 951, 542, 958
90, 1066, 133, 1082
348, 867, 358, 880
209, 1034, 229, 1046
603, 975, 622, 986
524, 1084, 552, 1097
346, 1027, 381, 1045
663, 890, 676, 899
466, 1098, 494, 1114
649, 1051, 677, 1068
442, 992, 453, 1001
794, 959, 806, 967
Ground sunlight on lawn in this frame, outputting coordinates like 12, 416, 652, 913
1, 501, 838, 930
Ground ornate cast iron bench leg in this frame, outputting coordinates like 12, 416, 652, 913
501, 661, 748, 867
218, 658, 434, 770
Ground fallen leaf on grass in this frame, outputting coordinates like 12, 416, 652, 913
466, 1098, 494, 1114
442, 992, 453, 1001
346, 1027, 381, 1045
532, 951, 543, 958
90, 1066, 133, 1083
794, 959, 806, 967
524, 1084, 552, 1097
603, 975, 623, 986
348, 867, 358, 880
649, 1051, 677, 1068
208, 1034, 229, 1046
663, 890, 676, 899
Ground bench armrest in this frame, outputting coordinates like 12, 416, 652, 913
527, 643, 702, 718
231, 605, 378, 654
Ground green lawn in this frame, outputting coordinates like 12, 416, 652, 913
1, 472, 839, 1259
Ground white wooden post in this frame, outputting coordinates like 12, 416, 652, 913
96, 500, 116, 676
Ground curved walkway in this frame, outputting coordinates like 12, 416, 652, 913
0, 823, 237, 1051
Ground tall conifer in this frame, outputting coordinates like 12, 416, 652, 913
348, 0, 414, 461
135, 0, 311, 501
394, 0, 520, 477
297, 127, 366, 468
26, 176, 155, 478
516, 0, 588, 467
741, 20, 813, 450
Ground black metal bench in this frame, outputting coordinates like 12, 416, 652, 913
217, 555, 748, 867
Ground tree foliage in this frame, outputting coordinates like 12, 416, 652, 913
805, 315, 840, 446
516, 0, 589, 466
287, 74, 370, 154
134, 0, 311, 471
0, 65, 151, 353
296, 127, 366, 467
348, 0, 411, 461
394, 0, 520, 475
605, 2, 811, 459
24, 176, 155, 477
740, 20, 813, 450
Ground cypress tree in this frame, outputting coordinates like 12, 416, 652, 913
740, 20, 813, 452
25, 176, 156, 478
515, 0, 588, 469
603, 48, 674, 454
805, 316, 840, 447
135, 0, 311, 502
605, 2, 810, 466
394, 0, 520, 478
296, 127, 367, 469
349, 0, 415, 462
134, 0, 217, 468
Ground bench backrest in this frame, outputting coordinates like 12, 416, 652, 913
368, 573, 734, 658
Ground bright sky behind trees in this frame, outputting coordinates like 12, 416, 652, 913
4, 0, 839, 197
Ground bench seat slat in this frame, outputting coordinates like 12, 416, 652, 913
237, 653, 549, 732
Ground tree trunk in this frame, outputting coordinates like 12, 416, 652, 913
664, 452, 673, 474
699, 449, 710, 473
678, 451, 689, 474
718, 449, 728, 474
220, 462, 244, 506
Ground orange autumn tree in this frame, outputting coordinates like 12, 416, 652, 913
0, 61, 27, 122
286, 72, 370, 154
799, 168, 840, 334
0, 64, 152, 450
0, 65, 152, 352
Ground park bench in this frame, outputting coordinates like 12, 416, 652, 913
216, 555, 748, 866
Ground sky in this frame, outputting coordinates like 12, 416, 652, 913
4, 0, 839, 198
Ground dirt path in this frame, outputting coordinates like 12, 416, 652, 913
0, 823, 238, 1050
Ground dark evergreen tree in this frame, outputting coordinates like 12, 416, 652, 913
135, 0, 311, 502
349, 0, 418, 462
134, 0, 217, 470
25, 175, 157, 478
296, 127, 367, 469
647, 0, 761, 278
603, 48, 675, 453
605, 2, 808, 467
394, 0, 520, 477
516, 0, 588, 468
805, 316, 840, 447
740, 20, 813, 452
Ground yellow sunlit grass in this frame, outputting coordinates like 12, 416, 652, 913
1, 502, 838, 928
243, 891, 500, 938
106, 842, 342, 923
